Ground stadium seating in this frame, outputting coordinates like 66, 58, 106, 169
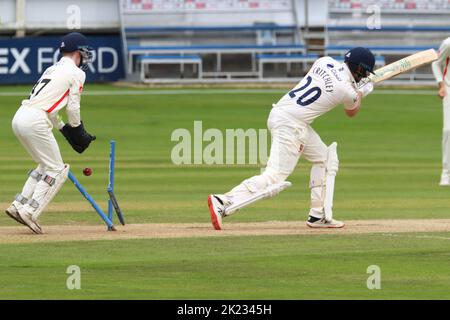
120, 0, 307, 80
120, 0, 447, 83
330, 55, 386, 67
326, 45, 437, 55
329, 0, 450, 12
123, 0, 292, 12
138, 55, 203, 82
256, 54, 319, 79
128, 43, 306, 76
124, 19, 305, 79
326, 0, 448, 83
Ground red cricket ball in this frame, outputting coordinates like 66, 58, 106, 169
83, 168, 93, 176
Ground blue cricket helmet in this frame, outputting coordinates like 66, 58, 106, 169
344, 47, 375, 76
59, 32, 93, 70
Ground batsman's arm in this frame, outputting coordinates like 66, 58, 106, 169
343, 79, 372, 118
431, 40, 450, 99
431, 60, 447, 98
344, 91, 363, 118
437, 81, 446, 99
359, 82, 374, 97
431, 61, 444, 84
431, 40, 450, 83
432, 53, 449, 98
48, 112, 65, 130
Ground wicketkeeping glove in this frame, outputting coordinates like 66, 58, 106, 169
60, 121, 96, 154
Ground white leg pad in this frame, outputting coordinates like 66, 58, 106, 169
443, 130, 450, 172
25, 165, 70, 220
324, 142, 339, 222
309, 164, 326, 218
225, 181, 292, 216
22, 167, 44, 197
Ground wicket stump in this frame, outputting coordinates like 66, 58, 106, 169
67, 139, 124, 231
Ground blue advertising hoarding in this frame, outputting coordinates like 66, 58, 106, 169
0, 35, 125, 84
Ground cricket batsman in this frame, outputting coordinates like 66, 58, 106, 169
208, 47, 375, 229
5, 32, 96, 234
432, 37, 450, 186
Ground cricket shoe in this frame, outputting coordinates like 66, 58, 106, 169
439, 174, 450, 186
208, 194, 231, 230
306, 216, 345, 229
5, 204, 26, 226
17, 207, 43, 235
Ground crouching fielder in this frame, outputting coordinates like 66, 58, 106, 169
208, 47, 375, 230
5, 32, 96, 234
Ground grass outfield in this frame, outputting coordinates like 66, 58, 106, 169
0, 85, 449, 299
1, 233, 450, 299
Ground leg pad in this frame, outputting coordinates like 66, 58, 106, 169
27, 169, 43, 181
15, 193, 28, 205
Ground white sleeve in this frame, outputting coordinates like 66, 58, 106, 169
358, 82, 374, 98
432, 39, 450, 83
66, 71, 85, 127
342, 81, 360, 110
49, 112, 65, 130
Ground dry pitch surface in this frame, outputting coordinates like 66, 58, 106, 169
1, 219, 450, 244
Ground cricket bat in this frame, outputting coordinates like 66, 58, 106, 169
370, 48, 438, 83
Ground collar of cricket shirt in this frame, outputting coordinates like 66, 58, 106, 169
60, 56, 77, 66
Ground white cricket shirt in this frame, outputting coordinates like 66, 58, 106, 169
274, 56, 360, 125
21, 57, 85, 127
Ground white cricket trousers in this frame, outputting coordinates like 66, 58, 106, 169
12, 105, 65, 176
226, 107, 329, 218
442, 93, 450, 175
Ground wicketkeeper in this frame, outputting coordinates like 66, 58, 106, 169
5, 32, 96, 234
208, 47, 375, 230
432, 37, 450, 186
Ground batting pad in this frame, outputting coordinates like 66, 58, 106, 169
324, 142, 339, 222
225, 181, 292, 216
32, 164, 70, 220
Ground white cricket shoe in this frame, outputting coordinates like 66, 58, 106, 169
17, 207, 43, 234
306, 216, 345, 229
208, 194, 231, 230
5, 204, 26, 226
439, 174, 450, 186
